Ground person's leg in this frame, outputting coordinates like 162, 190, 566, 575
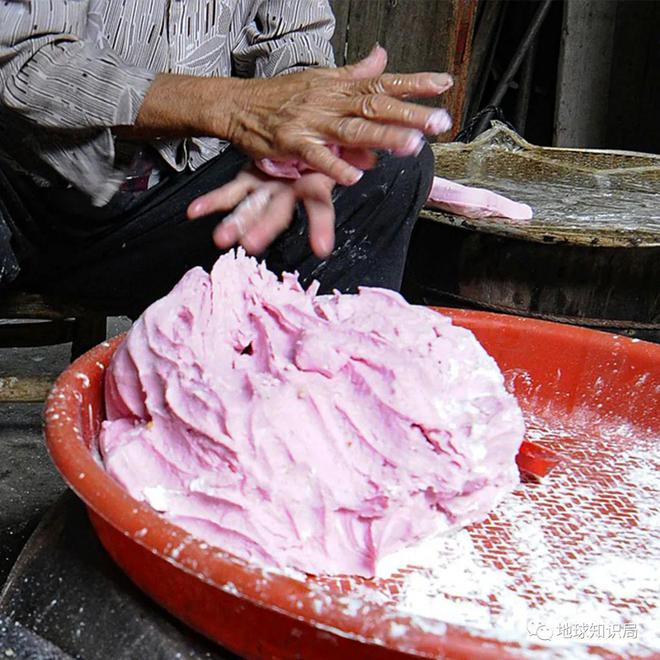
16, 149, 249, 317
265, 143, 434, 293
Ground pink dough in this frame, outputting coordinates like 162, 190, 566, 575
427, 177, 533, 220
255, 145, 341, 180
256, 157, 533, 221
99, 251, 525, 577
256, 158, 308, 179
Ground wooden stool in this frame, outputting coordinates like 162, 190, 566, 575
0, 292, 107, 403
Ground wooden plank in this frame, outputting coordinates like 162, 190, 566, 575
343, 0, 388, 65
446, 0, 478, 133
465, 0, 504, 121
330, 0, 351, 65
554, 0, 618, 148
0, 375, 55, 403
426, 125, 660, 248
336, 0, 477, 138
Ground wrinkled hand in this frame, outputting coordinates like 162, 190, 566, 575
189, 149, 375, 258
188, 163, 349, 258
185, 45, 452, 257
206, 45, 452, 186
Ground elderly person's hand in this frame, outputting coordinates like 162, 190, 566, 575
190, 167, 337, 257
137, 44, 453, 257
210, 45, 452, 185
135, 45, 452, 186
188, 146, 376, 258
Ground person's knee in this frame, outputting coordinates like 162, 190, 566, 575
401, 141, 434, 191
378, 142, 435, 221
415, 141, 435, 192
373, 142, 435, 205
330, 141, 435, 240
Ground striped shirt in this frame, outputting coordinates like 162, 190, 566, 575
0, 1, 335, 206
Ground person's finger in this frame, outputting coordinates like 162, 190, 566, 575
334, 44, 388, 81
297, 144, 364, 187
188, 171, 259, 219
212, 184, 280, 248
353, 95, 452, 134
240, 188, 297, 255
342, 147, 378, 171
294, 171, 336, 198
356, 71, 453, 99
326, 118, 425, 156
297, 174, 336, 258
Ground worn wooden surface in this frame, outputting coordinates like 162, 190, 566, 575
554, 0, 618, 148
0, 375, 55, 403
408, 124, 659, 337
330, 0, 478, 138
424, 123, 660, 247
0, 292, 107, 401
553, 0, 660, 153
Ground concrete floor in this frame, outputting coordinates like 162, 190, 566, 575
0, 317, 131, 585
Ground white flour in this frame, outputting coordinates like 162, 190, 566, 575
316, 412, 660, 657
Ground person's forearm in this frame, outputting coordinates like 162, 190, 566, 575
115, 73, 239, 140
119, 46, 454, 187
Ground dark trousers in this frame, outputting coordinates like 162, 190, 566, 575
12, 145, 434, 318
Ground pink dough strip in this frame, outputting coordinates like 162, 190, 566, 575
256, 158, 533, 222
427, 176, 533, 221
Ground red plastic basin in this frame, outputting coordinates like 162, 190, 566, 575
44, 309, 660, 659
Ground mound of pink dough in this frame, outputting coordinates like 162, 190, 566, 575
99, 251, 525, 577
